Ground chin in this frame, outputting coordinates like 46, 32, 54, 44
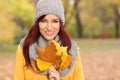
45, 37, 55, 41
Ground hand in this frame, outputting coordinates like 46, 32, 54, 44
48, 66, 60, 80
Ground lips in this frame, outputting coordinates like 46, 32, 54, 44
45, 31, 54, 36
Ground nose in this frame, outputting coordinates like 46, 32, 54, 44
47, 22, 52, 30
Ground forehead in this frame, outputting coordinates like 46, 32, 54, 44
44, 14, 59, 19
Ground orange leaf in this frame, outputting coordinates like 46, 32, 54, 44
60, 55, 72, 70
36, 41, 61, 63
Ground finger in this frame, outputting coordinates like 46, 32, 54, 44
49, 69, 57, 74
48, 66, 60, 80
50, 77, 55, 80
49, 66, 55, 70
49, 66, 56, 74
49, 71, 60, 80
49, 73, 57, 80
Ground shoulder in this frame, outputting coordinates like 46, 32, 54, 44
71, 39, 79, 49
15, 38, 25, 56
16, 44, 23, 55
69, 39, 79, 57
20, 37, 26, 47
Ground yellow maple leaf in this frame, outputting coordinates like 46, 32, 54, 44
36, 58, 52, 71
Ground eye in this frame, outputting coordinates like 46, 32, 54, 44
40, 19, 47, 23
53, 20, 59, 23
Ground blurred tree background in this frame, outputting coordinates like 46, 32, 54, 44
0, 0, 120, 45
62, 0, 120, 38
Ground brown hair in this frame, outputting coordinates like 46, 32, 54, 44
23, 15, 71, 66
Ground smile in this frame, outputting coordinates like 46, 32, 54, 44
45, 31, 54, 36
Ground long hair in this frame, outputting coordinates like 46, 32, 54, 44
23, 15, 72, 66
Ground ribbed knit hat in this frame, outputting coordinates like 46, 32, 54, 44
34, 0, 65, 25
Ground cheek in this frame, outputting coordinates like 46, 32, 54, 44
39, 23, 43, 30
39, 28, 45, 35
55, 26, 60, 34
39, 24, 46, 32
55, 24, 60, 31
57, 27, 60, 32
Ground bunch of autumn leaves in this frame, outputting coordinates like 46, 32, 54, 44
31, 40, 72, 73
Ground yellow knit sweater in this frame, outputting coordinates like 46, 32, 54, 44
13, 45, 85, 80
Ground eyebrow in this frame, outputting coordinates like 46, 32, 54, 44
53, 19, 59, 20
42, 18, 60, 20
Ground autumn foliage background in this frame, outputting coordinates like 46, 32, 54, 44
0, 0, 120, 80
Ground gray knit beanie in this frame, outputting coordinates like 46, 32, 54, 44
34, 0, 65, 25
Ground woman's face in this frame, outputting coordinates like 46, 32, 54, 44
39, 14, 60, 41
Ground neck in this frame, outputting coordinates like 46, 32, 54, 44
46, 40, 52, 45
38, 35, 59, 47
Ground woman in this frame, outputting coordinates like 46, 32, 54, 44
13, 0, 84, 80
